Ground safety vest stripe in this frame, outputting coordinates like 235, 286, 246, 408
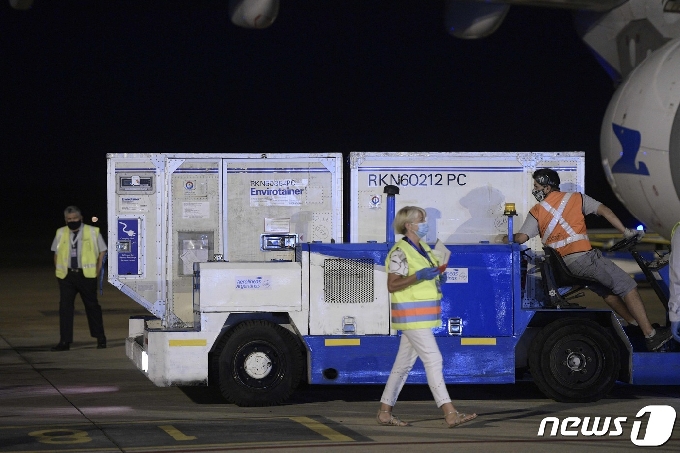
392, 320, 441, 330
391, 306, 441, 318
550, 234, 589, 249
391, 300, 441, 318
390, 300, 440, 309
391, 299, 441, 325
541, 192, 573, 242
534, 192, 590, 255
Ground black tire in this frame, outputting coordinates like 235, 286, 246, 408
211, 320, 304, 407
528, 318, 620, 403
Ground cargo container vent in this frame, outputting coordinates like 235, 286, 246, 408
324, 258, 374, 304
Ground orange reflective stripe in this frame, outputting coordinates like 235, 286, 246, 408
391, 306, 442, 318
530, 192, 591, 256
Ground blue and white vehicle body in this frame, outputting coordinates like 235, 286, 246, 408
110, 152, 680, 407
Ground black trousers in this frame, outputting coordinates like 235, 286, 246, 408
57, 270, 105, 343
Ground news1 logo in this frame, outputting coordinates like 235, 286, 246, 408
537, 405, 676, 446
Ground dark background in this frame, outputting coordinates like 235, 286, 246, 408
0, 1, 627, 266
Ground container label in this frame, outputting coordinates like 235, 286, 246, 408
119, 196, 149, 212
117, 218, 141, 275
443, 268, 468, 283
182, 202, 210, 219
235, 276, 272, 290
249, 179, 308, 206
366, 173, 468, 187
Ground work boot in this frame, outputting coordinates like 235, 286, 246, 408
51, 341, 70, 352
645, 327, 673, 351
97, 337, 107, 349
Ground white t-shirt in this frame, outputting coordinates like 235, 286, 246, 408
387, 247, 409, 277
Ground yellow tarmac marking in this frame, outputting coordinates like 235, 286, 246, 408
289, 416, 353, 442
461, 338, 496, 345
158, 425, 197, 441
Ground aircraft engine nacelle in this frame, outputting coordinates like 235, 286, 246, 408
600, 37, 680, 240
444, 0, 509, 39
9, 0, 33, 9
229, 0, 279, 29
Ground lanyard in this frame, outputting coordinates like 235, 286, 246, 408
403, 237, 435, 267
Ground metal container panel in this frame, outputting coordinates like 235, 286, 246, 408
349, 151, 586, 250
107, 153, 343, 326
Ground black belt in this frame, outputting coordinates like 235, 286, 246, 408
68, 268, 82, 273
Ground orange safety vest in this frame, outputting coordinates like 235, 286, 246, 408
529, 191, 591, 256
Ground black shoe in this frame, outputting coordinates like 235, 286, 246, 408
645, 327, 673, 351
97, 337, 107, 349
51, 342, 70, 351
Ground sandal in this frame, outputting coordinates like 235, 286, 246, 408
445, 411, 477, 428
376, 409, 410, 426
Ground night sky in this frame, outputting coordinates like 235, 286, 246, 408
0, 1, 625, 265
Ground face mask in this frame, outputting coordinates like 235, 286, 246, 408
415, 222, 429, 238
67, 220, 82, 231
532, 188, 546, 202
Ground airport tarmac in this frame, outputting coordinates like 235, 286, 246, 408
1, 265, 679, 453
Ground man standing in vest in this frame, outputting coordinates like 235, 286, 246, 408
50, 206, 107, 351
513, 169, 672, 351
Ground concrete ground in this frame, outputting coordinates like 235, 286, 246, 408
1, 265, 679, 453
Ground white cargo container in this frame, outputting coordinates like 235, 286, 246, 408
109, 151, 680, 408
106, 153, 343, 328
349, 151, 585, 250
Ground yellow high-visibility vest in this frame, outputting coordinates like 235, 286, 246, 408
55, 225, 100, 279
386, 239, 442, 330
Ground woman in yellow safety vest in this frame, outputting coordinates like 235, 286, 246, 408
376, 206, 477, 428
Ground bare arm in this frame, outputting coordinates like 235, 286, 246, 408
96, 251, 106, 277
596, 204, 626, 233
512, 233, 530, 244
387, 272, 420, 293
503, 232, 529, 244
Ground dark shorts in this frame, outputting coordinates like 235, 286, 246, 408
566, 249, 637, 298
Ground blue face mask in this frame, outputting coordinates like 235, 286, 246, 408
415, 222, 429, 238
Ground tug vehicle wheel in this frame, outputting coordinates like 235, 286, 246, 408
212, 320, 303, 407
529, 318, 620, 403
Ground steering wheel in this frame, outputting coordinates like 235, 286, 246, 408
607, 234, 642, 252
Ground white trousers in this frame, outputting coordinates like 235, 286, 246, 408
380, 328, 452, 408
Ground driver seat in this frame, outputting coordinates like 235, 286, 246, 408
540, 246, 596, 308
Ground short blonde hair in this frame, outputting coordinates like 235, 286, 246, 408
393, 206, 426, 235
